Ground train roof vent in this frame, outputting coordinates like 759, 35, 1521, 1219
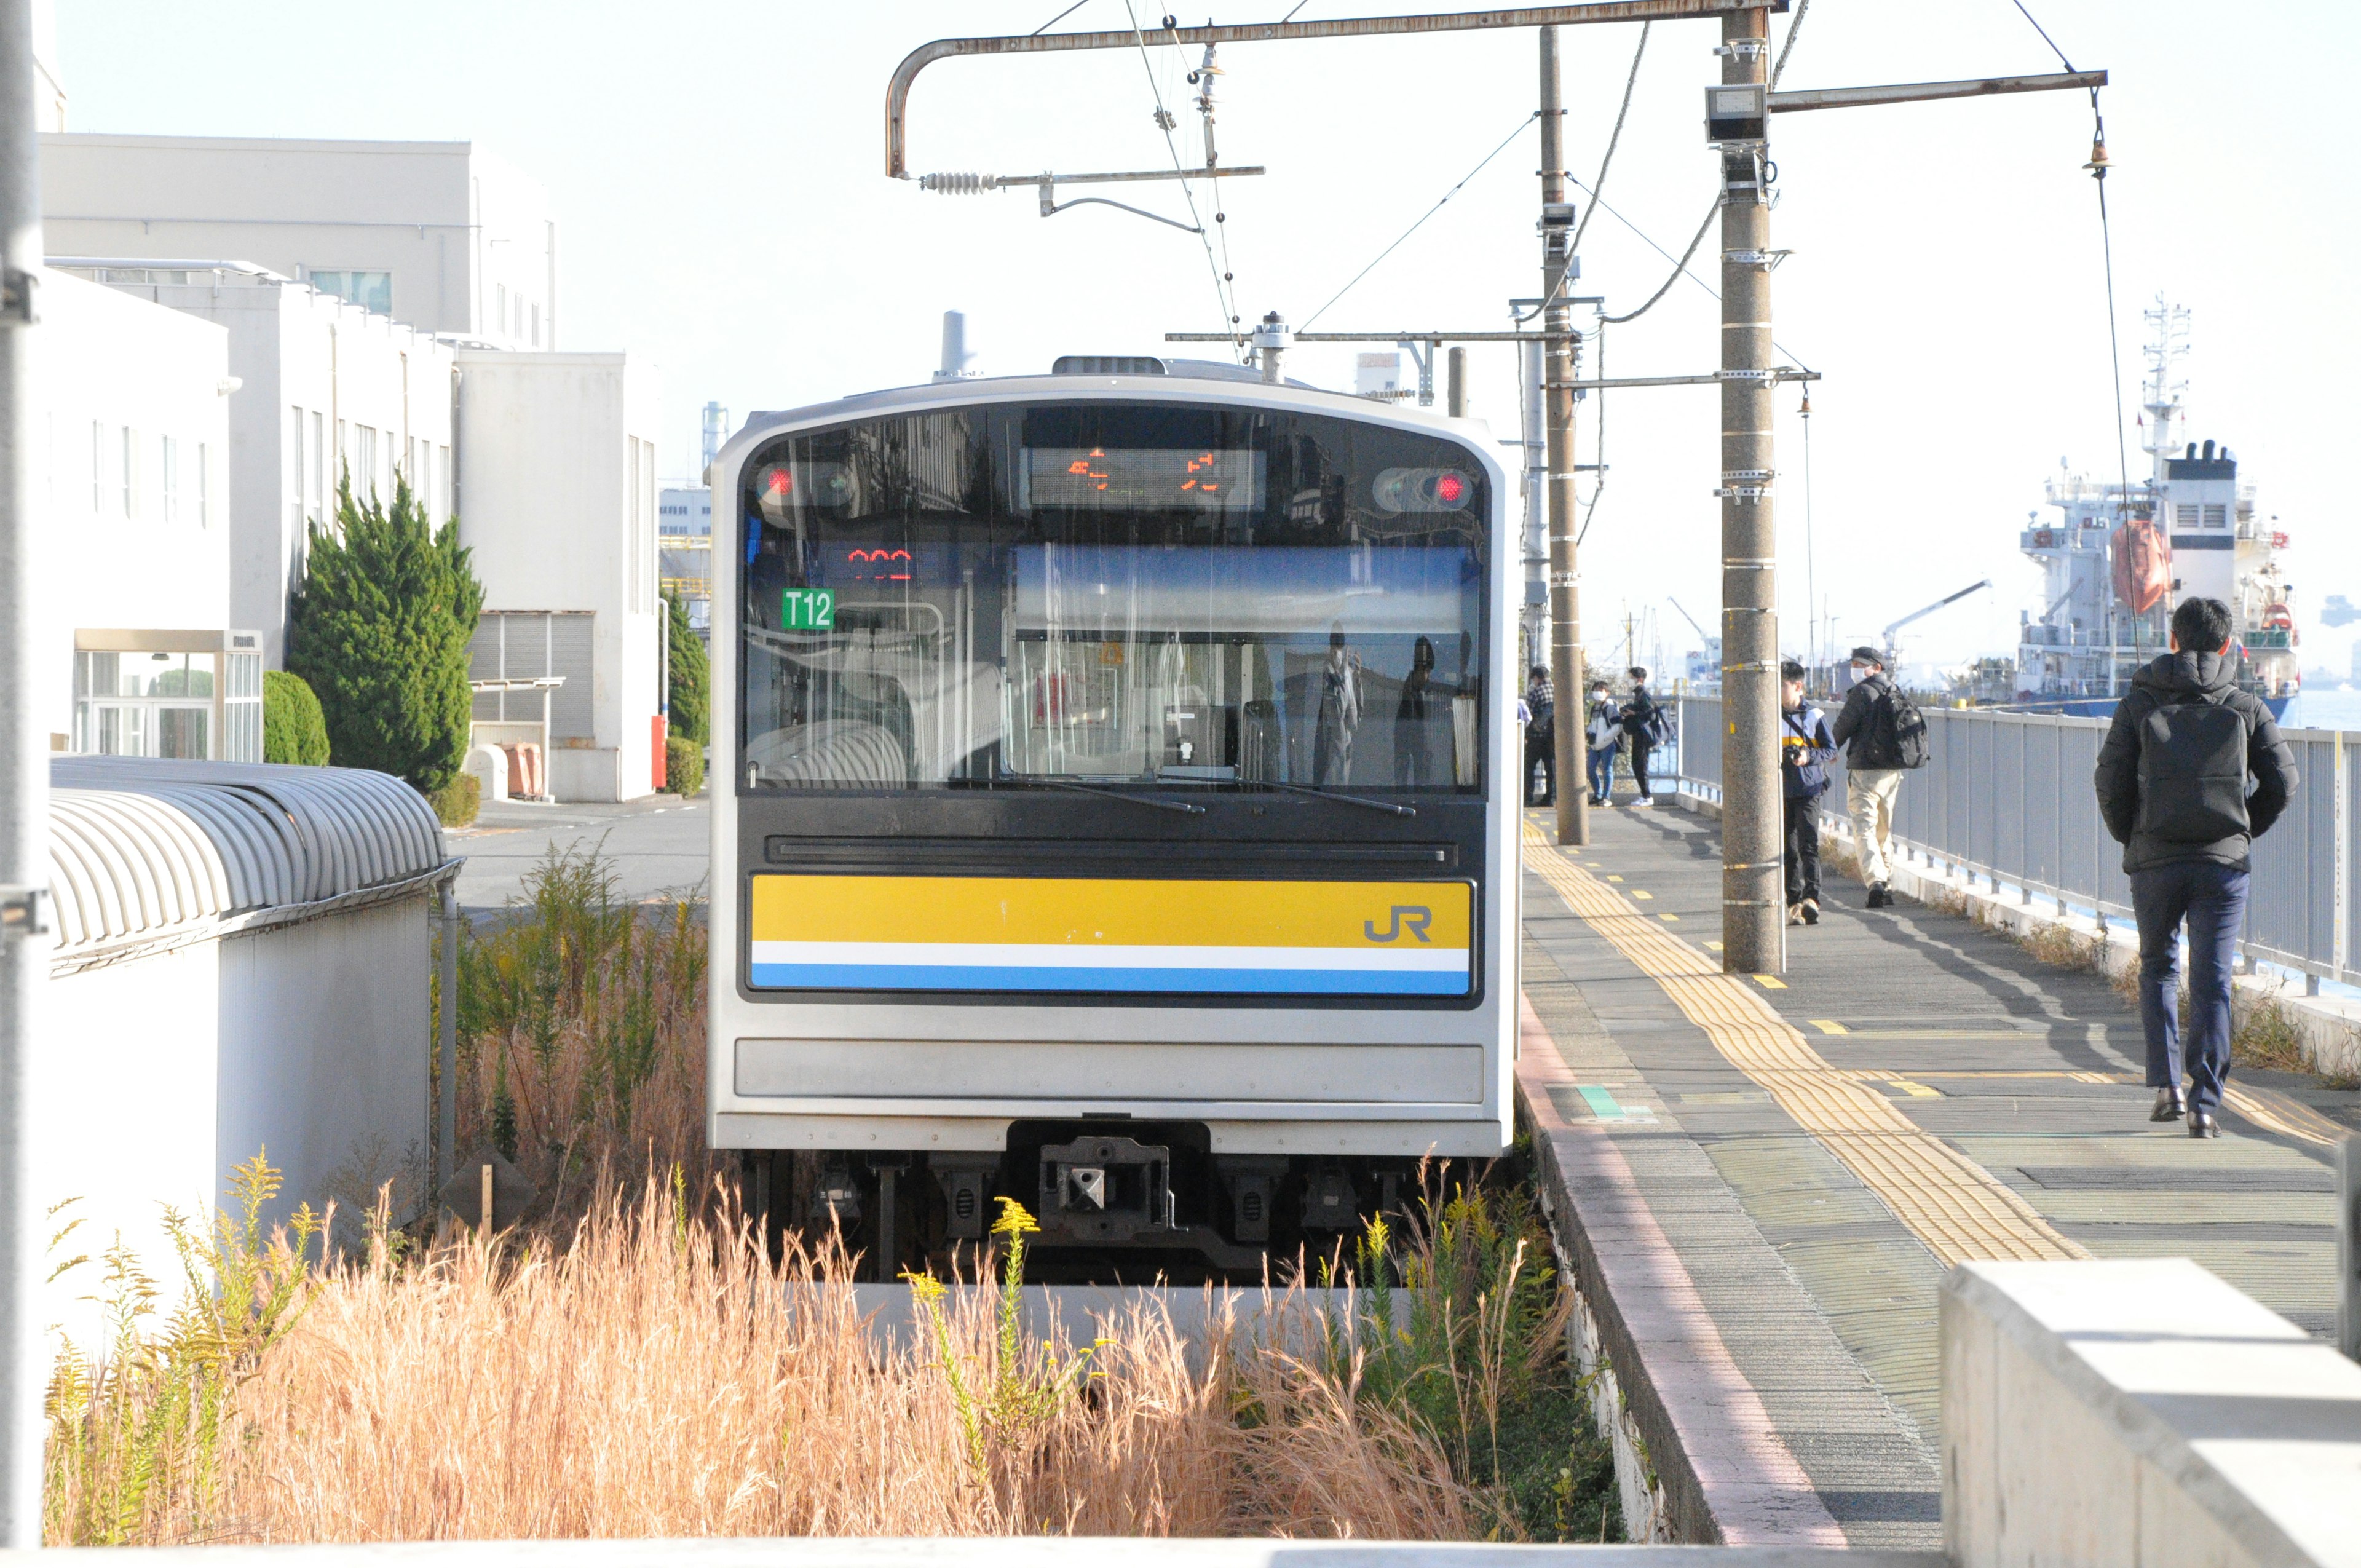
1051, 355, 1168, 376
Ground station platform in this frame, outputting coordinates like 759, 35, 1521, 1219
1513, 796, 2360, 1550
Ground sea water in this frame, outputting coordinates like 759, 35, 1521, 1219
2277, 686, 2361, 732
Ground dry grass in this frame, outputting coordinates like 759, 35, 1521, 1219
47, 848, 1620, 1545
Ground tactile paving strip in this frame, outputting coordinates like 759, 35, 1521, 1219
1524, 820, 2086, 1265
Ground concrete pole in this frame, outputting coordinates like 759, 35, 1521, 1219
1445, 346, 1467, 418
1540, 25, 1586, 847
0, 0, 43, 1542
1718, 6, 1781, 972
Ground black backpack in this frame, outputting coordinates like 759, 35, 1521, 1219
1525, 695, 1554, 743
2134, 697, 2252, 844
1867, 683, 1930, 770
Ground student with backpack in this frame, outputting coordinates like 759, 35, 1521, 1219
1830, 645, 1928, 906
1584, 680, 1622, 806
1620, 668, 1668, 806
2094, 596, 2297, 1138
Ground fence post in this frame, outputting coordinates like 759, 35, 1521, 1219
2340, 1135, 2360, 1363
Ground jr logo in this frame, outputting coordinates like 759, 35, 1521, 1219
1364, 905, 1433, 943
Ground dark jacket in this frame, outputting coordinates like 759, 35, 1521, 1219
2093, 651, 2296, 874
1781, 703, 1837, 799
1621, 687, 1660, 748
1830, 673, 1894, 769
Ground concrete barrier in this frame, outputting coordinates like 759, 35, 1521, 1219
1942, 1259, 2361, 1568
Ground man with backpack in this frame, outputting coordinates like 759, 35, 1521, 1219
1522, 665, 1556, 807
1830, 645, 1928, 907
1621, 668, 1668, 806
2095, 596, 2296, 1139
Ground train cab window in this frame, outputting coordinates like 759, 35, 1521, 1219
738, 402, 1489, 799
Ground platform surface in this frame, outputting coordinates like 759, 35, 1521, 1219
1515, 795, 2359, 1551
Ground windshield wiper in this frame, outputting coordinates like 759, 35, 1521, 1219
1255, 780, 1417, 818
1027, 778, 1207, 815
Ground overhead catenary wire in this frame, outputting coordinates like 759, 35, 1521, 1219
1120, 0, 1241, 347
1300, 112, 1535, 330
1594, 0, 1809, 329
1031, 0, 1091, 35
1569, 22, 1649, 253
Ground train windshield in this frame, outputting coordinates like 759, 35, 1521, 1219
738, 400, 1490, 794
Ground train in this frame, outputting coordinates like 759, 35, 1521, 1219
706, 356, 1517, 1277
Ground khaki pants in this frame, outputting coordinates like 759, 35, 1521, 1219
1846, 768, 1904, 886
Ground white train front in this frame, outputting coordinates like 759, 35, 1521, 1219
706, 359, 1517, 1275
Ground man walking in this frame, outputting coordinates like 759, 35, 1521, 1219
2095, 596, 2296, 1138
1779, 660, 1837, 926
1830, 646, 1910, 906
1621, 668, 1661, 806
1522, 665, 1555, 807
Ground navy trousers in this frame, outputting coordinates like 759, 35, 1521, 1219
2130, 859, 2249, 1115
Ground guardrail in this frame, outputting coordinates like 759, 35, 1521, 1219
1673, 695, 2354, 991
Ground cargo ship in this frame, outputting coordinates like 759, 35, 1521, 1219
2010, 301, 2296, 718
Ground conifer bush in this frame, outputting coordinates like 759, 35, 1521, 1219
287, 476, 483, 796
663, 588, 709, 745
261, 670, 330, 766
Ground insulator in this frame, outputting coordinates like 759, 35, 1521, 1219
1153, 106, 1177, 131
919, 172, 996, 195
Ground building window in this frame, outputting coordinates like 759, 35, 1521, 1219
531, 302, 541, 347
121, 427, 136, 518
309, 411, 325, 517
289, 405, 306, 513
199, 443, 211, 529
72, 646, 264, 762
354, 426, 377, 500
90, 419, 103, 513
162, 435, 180, 525
2202, 504, 2226, 528
307, 269, 392, 315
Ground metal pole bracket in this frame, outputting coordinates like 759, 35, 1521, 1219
1, 268, 33, 327
0, 886, 50, 939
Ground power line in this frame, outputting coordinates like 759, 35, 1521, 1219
1031, 0, 1091, 35
1570, 22, 1649, 253
2003, 0, 2076, 71
1300, 112, 1535, 329
1119, 0, 1240, 346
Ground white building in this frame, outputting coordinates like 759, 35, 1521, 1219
41, 133, 555, 349
43, 756, 448, 1345
457, 350, 664, 802
54, 260, 455, 665
35, 269, 258, 761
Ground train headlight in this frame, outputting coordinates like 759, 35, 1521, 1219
1373, 467, 1475, 514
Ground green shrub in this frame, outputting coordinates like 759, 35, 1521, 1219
663, 589, 710, 745
287, 474, 483, 794
663, 733, 705, 797
261, 670, 330, 766
427, 772, 480, 828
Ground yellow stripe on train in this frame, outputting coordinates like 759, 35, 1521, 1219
749, 875, 1473, 951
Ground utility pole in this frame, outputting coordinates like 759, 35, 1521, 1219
1716, 5, 1780, 970
1540, 25, 1584, 847
0, 0, 42, 1543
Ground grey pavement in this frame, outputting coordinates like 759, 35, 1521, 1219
1515, 792, 2360, 1551
449, 794, 711, 911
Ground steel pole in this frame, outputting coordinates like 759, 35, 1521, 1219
1540, 26, 1586, 847
1718, 5, 1781, 970
0, 0, 43, 1543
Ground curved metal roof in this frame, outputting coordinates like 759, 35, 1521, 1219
49, 757, 450, 960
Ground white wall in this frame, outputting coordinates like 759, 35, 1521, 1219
34, 269, 232, 746
40, 894, 432, 1351
41, 135, 553, 347
456, 350, 663, 801
68, 266, 456, 666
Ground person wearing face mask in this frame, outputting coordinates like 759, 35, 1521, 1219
1583, 681, 1621, 806
1829, 646, 1924, 907
1778, 660, 1837, 926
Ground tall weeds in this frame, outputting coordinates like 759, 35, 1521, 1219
454, 848, 717, 1227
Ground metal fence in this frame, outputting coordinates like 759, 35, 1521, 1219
1674, 695, 2354, 989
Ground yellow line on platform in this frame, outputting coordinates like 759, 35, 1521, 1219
1523, 822, 2086, 1265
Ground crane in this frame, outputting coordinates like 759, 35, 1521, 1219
1882, 580, 1992, 665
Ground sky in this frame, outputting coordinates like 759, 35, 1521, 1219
53, 0, 2360, 675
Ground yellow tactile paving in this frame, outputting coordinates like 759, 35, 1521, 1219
1523, 821, 2087, 1265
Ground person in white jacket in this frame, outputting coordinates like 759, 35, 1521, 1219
1584, 682, 1622, 806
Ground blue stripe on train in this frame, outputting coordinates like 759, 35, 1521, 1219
748, 962, 1469, 996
